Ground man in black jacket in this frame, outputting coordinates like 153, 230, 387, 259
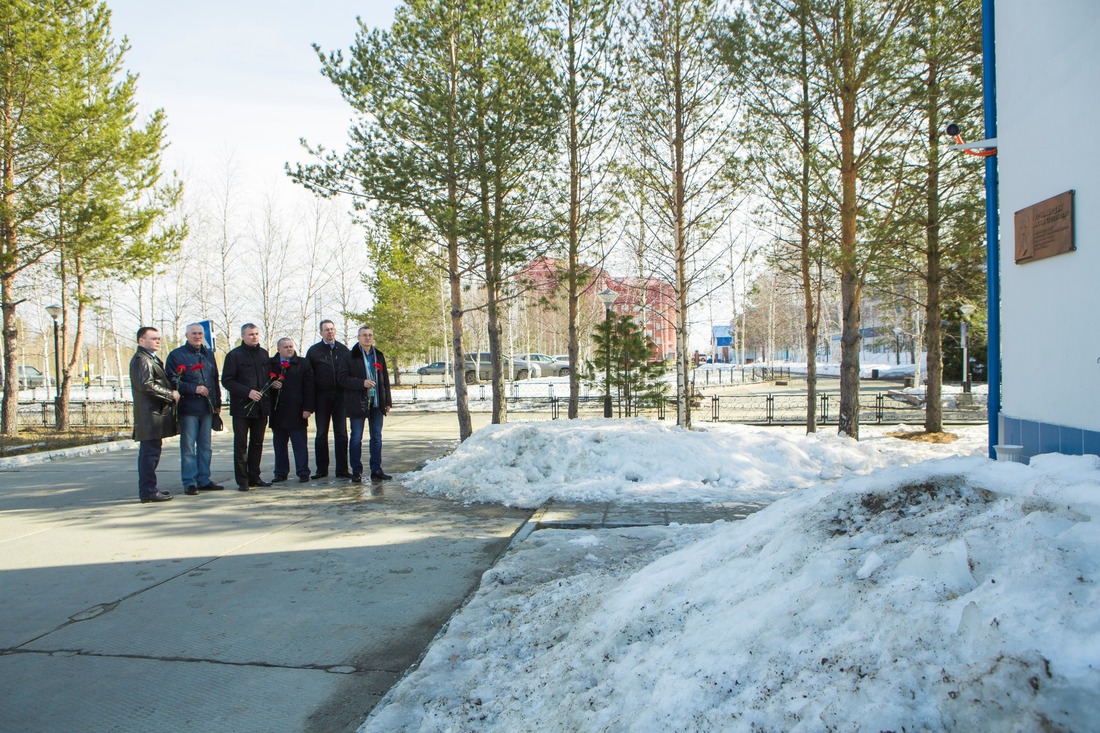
337, 325, 392, 482
221, 323, 273, 491
305, 319, 350, 479
129, 326, 180, 504
268, 337, 315, 483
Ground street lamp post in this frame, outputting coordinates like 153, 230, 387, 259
597, 288, 618, 418
46, 304, 62, 417
959, 303, 976, 393
892, 327, 902, 365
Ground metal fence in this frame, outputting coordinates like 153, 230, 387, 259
15, 400, 133, 430
10, 387, 985, 430
697, 391, 987, 425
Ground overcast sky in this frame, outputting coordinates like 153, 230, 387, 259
106, 1, 400, 203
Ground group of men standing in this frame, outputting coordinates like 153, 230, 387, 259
128, 320, 392, 504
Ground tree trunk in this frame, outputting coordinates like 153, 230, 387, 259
798, 3, 818, 433
924, 71, 944, 431
837, 0, 861, 440
445, 24, 472, 442
1, 270, 19, 436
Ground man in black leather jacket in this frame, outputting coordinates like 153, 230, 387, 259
305, 319, 350, 479
129, 326, 180, 504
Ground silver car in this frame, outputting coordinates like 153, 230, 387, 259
515, 353, 571, 377
462, 353, 540, 383
417, 361, 453, 376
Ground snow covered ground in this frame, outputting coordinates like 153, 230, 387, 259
366, 421, 1100, 732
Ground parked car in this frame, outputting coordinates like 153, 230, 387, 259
462, 352, 539, 384
10, 365, 51, 388
515, 353, 571, 377
417, 361, 453, 376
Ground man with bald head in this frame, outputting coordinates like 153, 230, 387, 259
166, 322, 223, 495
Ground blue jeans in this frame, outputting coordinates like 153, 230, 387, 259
178, 413, 213, 488
348, 406, 384, 475
272, 427, 310, 479
138, 439, 163, 498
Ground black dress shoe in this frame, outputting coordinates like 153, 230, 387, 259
350, 473, 362, 483
370, 471, 393, 481
238, 484, 250, 492
140, 491, 173, 503
184, 486, 199, 496
311, 472, 328, 479
298, 475, 310, 483
199, 482, 225, 491
335, 472, 354, 479
272, 476, 287, 483
249, 479, 272, 488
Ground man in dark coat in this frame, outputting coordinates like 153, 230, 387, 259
268, 337, 315, 483
336, 325, 392, 482
129, 326, 180, 504
165, 323, 223, 495
221, 323, 273, 491
305, 319, 350, 479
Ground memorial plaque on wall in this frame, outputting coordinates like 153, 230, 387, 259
1014, 190, 1075, 263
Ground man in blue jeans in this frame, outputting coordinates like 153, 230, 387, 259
166, 323, 224, 495
336, 326, 392, 482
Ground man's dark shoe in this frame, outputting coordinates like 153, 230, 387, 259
298, 475, 310, 483
350, 473, 362, 483
335, 472, 354, 479
311, 471, 328, 479
237, 484, 250, 492
249, 479, 273, 488
370, 471, 393, 481
183, 486, 199, 496
272, 476, 287, 483
140, 491, 173, 503
198, 482, 224, 491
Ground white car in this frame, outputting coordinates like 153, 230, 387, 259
515, 353, 571, 377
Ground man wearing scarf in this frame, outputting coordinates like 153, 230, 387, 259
336, 326, 392, 482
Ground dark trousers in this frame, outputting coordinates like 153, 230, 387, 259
272, 427, 309, 479
232, 415, 267, 487
138, 439, 163, 498
313, 390, 348, 475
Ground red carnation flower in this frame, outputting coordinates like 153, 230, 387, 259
175, 364, 186, 374
280, 359, 290, 369
269, 372, 278, 379
190, 363, 204, 371
373, 362, 382, 370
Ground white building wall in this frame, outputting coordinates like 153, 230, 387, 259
998, 0, 1100, 432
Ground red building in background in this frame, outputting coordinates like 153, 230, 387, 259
520, 258, 676, 363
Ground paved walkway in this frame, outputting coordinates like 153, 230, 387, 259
0, 412, 752, 732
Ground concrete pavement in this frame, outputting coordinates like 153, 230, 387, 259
0, 412, 530, 733
0, 411, 754, 732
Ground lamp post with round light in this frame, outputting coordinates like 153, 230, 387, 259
46, 304, 62, 418
959, 303, 976, 393
597, 288, 618, 418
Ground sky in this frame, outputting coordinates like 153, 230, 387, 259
106, 1, 401, 205
361, 420, 1100, 731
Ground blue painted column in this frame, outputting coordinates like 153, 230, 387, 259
983, 0, 1000, 459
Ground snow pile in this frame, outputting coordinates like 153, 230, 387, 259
405, 419, 987, 507
368, 428, 1100, 732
